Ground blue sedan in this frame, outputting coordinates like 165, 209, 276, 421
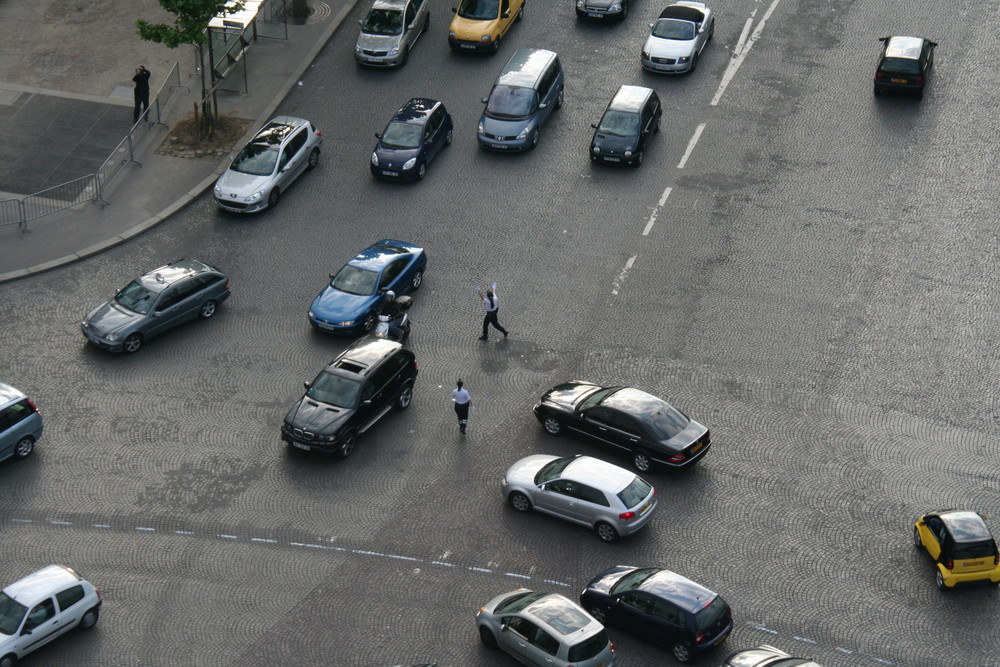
370, 98, 453, 181
309, 240, 427, 334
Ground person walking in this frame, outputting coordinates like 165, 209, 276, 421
477, 282, 508, 341
132, 65, 151, 123
452, 380, 471, 435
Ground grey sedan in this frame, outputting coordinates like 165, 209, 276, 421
355, 0, 430, 67
81, 259, 230, 354
501, 454, 657, 542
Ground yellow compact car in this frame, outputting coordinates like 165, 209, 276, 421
913, 510, 1000, 590
448, 0, 524, 53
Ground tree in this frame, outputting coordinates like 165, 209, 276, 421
136, 0, 245, 135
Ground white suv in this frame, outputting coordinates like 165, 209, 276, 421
0, 565, 102, 667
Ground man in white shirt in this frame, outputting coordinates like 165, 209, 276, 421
477, 282, 508, 341
452, 380, 472, 435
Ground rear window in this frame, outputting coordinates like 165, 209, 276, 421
646, 403, 689, 439
694, 595, 730, 631
953, 541, 998, 560
567, 629, 610, 662
528, 596, 591, 635
0, 400, 34, 432
879, 57, 921, 75
617, 476, 652, 509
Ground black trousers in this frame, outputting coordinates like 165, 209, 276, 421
482, 309, 507, 337
454, 402, 469, 425
133, 92, 149, 123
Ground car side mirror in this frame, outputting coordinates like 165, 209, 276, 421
329, 274, 335, 280
649, 22, 654, 28
304, 381, 311, 389
500, 621, 509, 631
481, 97, 488, 104
375, 132, 381, 139
591, 123, 597, 129
362, 399, 372, 407
539, 102, 548, 109
502, 11, 510, 18
408, 22, 416, 30
451, 7, 457, 12
358, 18, 363, 25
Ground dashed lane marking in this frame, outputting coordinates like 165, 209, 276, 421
712, 0, 784, 106
677, 123, 706, 169
611, 255, 636, 296
643, 187, 672, 236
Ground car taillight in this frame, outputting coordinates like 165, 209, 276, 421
695, 632, 707, 644
705, 429, 711, 443
874, 73, 885, 81
610, 641, 615, 653
225, 279, 231, 291
946, 559, 953, 569
412, 360, 418, 371
995, 554, 999, 566
619, 511, 636, 521
316, 130, 323, 136
914, 77, 925, 83
26, 398, 39, 414
668, 452, 687, 463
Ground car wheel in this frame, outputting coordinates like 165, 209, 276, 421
490, 37, 501, 54
595, 522, 618, 543
542, 415, 563, 435
395, 380, 414, 411
335, 430, 357, 459
935, 570, 948, 591
79, 607, 99, 629
672, 641, 693, 663
555, 87, 564, 109
416, 162, 426, 180
587, 605, 608, 623
123, 332, 143, 354
509, 492, 532, 513
423, 13, 430, 33
13, 436, 34, 459
479, 625, 498, 649
632, 450, 652, 472
619, 1, 628, 20
916, 90, 924, 101
654, 114, 661, 133
307, 148, 320, 170
912, 526, 922, 548
410, 270, 423, 290
633, 149, 643, 167
708, 18, 714, 39
363, 311, 377, 332
689, 53, 698, 73
517, 3, 524, 21
1, 653, 17, 667
529, 129, 539, 149
268, 188, 280, 209
198, 300, 217, 319
873, 85, 881, 96
445, 128, 454, 145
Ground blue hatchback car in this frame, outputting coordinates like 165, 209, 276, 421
309, 240, 427, 334
371, 99, 453, 181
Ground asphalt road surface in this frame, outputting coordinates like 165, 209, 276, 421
2, 0, 999, 665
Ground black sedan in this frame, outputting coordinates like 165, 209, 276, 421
370, 98, 453, 181
532, 382, 710, 472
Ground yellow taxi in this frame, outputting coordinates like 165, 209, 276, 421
448, 0, 524, 53
913, 510, 1000, 590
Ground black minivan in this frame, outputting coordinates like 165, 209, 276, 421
590, 85, 661, 167
281, 336, 417, 458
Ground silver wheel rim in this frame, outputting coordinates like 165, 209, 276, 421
511, 494, 530, 512
935, 571, 945, 589
418, 163, 426, 179
589, 606, 607, 623
124, 335, 141, 353
446, 129, 453, 144
363, 312, 376, 332
634, 452, 650, 471
81, 609, 97, 628
15, 437, 32, 457
308, 149, 319, 168
411, 271, 423, 289
673, 643, 691, 662
597, 523, 616, 542
398, 386, 413, 408
340, 435, 355, 457
913, 527, 921, 547
543, 417, 560, 434
201, 301, 216, 318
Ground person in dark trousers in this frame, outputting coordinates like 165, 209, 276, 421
133, 65, 151, 123
452, 380, 471, 435
477, 282, 507, 341
379, 290, 405, 340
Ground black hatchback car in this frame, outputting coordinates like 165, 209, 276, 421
281, 336, 417, 457
590, 85, 661, 167
874, 35, 936, 99
533, 381, 711, 472
580, 565, 733, 664
370, 98, 453, 181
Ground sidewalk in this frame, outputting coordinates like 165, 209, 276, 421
0, 0, 357, 283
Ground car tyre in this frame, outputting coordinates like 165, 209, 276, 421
912, 526, 922, 548
491, 38, 501, 53
395, 380, 414, 411
268, 188, 280, 209
423, 13, 430, 33
632, 450, 652, 472
595, 522, 618, 543
335, 430, 357, 459
363, 311, 377, 332
633, 149, 643, 168
416, 162, 426, 180
479, 625, 498, 649
445, 128, 453, 145
123, 332, 143, 354
587, 604, 608, 623
79, 607, 99, 629
542, 415, 563, 435
198, 300, 217, 319
529, 129, 539, 149
555, 87, 564, 109
935, 570, 948, 591
410, 270, 424, 290
619, 1, 628, 20
517, 3, 524, 21
509, 492, 532, 513
307, 148, 320, 170
654, 114, 661, 133
1, 653, 16, 667
672, 641, 693, 663
689, 53, 698, 73
708, 18, 714, 39
13, 436, 34, 459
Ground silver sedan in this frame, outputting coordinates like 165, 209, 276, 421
354, 0, 430, 67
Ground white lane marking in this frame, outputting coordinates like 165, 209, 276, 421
12, 518, 32, 523
469, 566, 492, 573
711, 0, 784, 106
734, 17, 754, 56
252, 538, 277, 544
431, 561, 455, 567
50, 520, 72, 525
643, 187, 672, 236
543, 580, 571, 587
676, 123, 706, 169
175, 530, 194, 535
793, 636, 817, 644
873, 659, 894, 665
505, 572, 531, 579
835, 647, 854, 654
755, 625, 779, 634
94, 524, 111, 528
218, 534, 237, 539
136, 527, 155, 532
612, 256, 636, 296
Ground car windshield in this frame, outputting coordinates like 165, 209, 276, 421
879, 57, 921, 75
694, 595, 729, 631
0, 593, 27, 635
578, 387, 619, 411
609, 568, 658, 595
307, 371, 362, 408
617, 476, 652, 509
653, 18, 695, 40
381, 121, 423, 149
330, 264, 379, 296
231, 143, 279, 176
115, 280, 158, 315
534, 457, 574, 485
486, 85, 536, 120
362, 8, 403, 35
568, 630, 610, 662
598, 110, 640, 137
457, 0, 498, 21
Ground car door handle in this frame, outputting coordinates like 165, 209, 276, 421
598, 427, 607, 431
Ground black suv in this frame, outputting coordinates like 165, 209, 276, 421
281, 336, 417, 457
590, 85, 661, 167
874, 35, 936, 99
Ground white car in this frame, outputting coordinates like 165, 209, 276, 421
641, 1, 714, 73
722, 645, 822, 667
0, 565, 102, 667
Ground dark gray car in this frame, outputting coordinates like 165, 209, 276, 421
81, 259, 231, 354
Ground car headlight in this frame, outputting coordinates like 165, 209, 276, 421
213, 183, 222, 194
610, 2, 622, 10
576, 0, 584, 7
389, 45, 399, 56
477, 121, 484, 134
642, 51, 650, 59
402, 157, 416, 170
624, 150, 633, 158
371, 152, 379, 166
448, 30, 456, 38
501, 476, 508, 487
105, 332, 119, 342
245, 191, 263, 203
308, 310, 315, 319
480, 34, 491, 43
678, 56, 691, 63
354, 43, 362, 54
336, 320, 355, 326
592, 146, 600, 154
517, 125, 532, 139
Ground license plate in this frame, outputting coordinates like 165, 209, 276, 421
641, 502, 652, 514
460, 44, 475, 49
381, 170, 399, 176
588, 12, 602, 17
367, 58, 380, 63
891, 78, 907, 84
604, 156, 620, 162
690, 441, 703, 454
490, 143, 504, 149
292, 443, 310, 451
715, 632, 729, 646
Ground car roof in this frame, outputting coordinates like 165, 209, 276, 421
883, 36, 925, 59
609, 85, 653, 113
939, 511, 994, 543
658, 4, 706, 22
638, 568, 718, 614
523, 593, 598, 636
4, 565, 83, 605
563, 456, 635, 493
394, 98, 440, 123
348, 240, 422, 271
601, 387, 677, 419
498, 48, 558, 88
251, 116, 308, 145
137, 258, 213, 292
0, 382, 27, 407
372, 0, 407, 10
330, 336, 405, 376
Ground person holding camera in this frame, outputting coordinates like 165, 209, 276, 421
133, 65, 151, 123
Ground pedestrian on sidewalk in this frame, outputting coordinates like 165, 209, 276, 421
477, 282, 508, 341
452, 379, 471, 435
133, 65, 151, 123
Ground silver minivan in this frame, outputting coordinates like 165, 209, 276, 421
478, 48, 564, 151
0, 383, 42, 462
355, 0, 430, 67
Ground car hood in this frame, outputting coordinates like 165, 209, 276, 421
540, 382, 601, 410
450, 15, 500, 40
664, 420, 708, 451
311, 287, 373, 323
725, 648, 804, 667
285, 397, 350, 435
583, 564, 636, 594
356, 32, 402, 50
480, 115, 532, 136
644, 35, 696, 59
504, 454, 559, 486
591, 131, 639, 154
581, 0, 617, 7
215, 169, 272, 197
85, 299, 141, 335
374, 144, 420, 168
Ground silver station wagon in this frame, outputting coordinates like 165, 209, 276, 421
355, 0, 430, 67
81, 258, 230, 354
0, 383, 42, 463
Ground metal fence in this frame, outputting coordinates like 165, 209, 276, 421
0, 61, 184, 230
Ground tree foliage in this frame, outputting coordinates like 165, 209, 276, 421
136, 0, 245, 48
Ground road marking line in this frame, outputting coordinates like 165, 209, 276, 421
543, 580, 570, 587
50, 520, 72, 525
612, 255, 636, 295
755, 625, 778, 634
505, 572, 531, 579
136, 527, 155, 531
469, 566, 492, 573
11, 518, 32, 523
431, 561, 455, 567
643, 187, 672, 236
711, 0, 784, 106
677, 123, 705, 169
93, 524, 111, 528
175, 530, 194, 535
251, 538, 277, 543
794, 636, 817, 644
735, 17, 754, 56
835, 647, 853, 654
218, 534, 237, 539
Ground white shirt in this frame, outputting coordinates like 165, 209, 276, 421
452, 388, 471, 404
482, 293, 499, 312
